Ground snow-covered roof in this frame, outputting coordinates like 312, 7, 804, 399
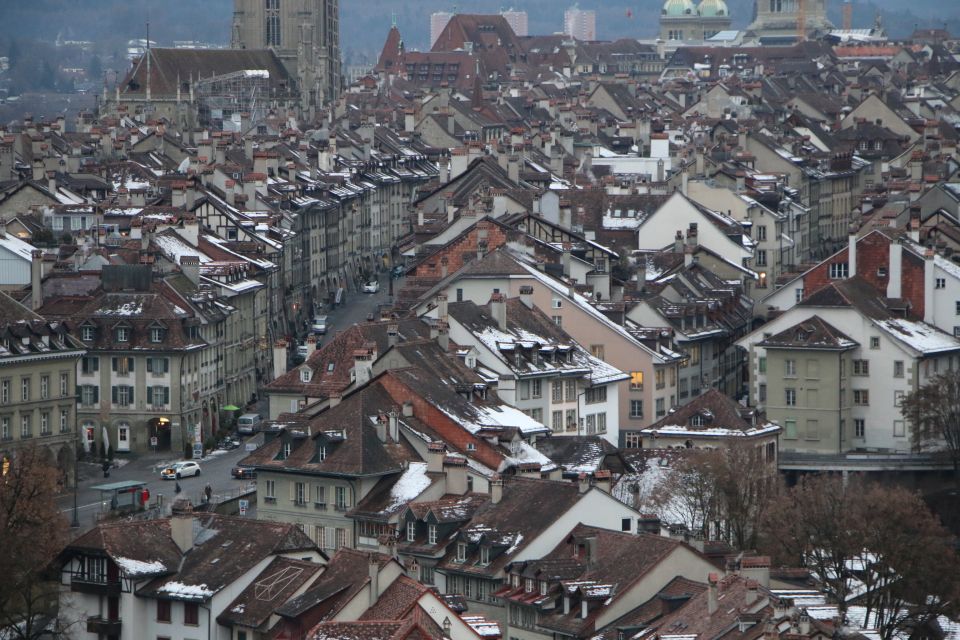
385, 462, 432, 512
875, 318, 960, 355
113, 557, 169, 577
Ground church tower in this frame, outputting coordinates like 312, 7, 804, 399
232, 0, 341, 110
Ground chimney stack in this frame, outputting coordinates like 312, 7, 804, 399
490, 474, 503, 504
170, 500, 195, 553
593, 470, 611, 493
273, 340, 288, 380
887, 240, 902, 299
924, 247, 936, 324
848, 226, 857, 277
427, 442, 446, 473
179, 255, 200, 285
577, 472, 590, 494
305, 335, 318, 360
368, 555, 381, 606
387, 323, 399, 348
388, 410, 399, 442
519, 285, 534, 309
489, 293, 507, 331
744, 579, 759, 606
30, 250, 43, 311
707, 573, 719, 615
402, 401, 414, 417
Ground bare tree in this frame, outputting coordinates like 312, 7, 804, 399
650, 450, 719, 536
761, 474, 960, 637
900, 369, 960, 479
0, 445, 73, 639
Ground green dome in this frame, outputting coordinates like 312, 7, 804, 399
662, 0, 696, 16
697, 0, 729, 17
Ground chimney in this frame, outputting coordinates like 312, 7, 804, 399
561, 243, 572, 277
909, 206, 921, 243
375, 413, 387, 443
593, 470, 611, 493
686, 223, 698, 249
577, 472, 590, 494
328, 392, 342, 408
427, 442, 446, 473
848, 229, 857, 277
444, 457, 468, 495
436, 293, 448, 322
740, 556, 771, 588
179, 255, 200, 285
674, 230, 684, 253
519, 285, 534, 309
490, 474, 503, 504
508, 156, 520, 184
744, 579, 759, 606
387, 323, 399, 348
353, 343, 375, 386
273, 340, 288, 380
170, 500, 195, 553
924, 247, 935, 324
584, 537, 598, 568
798, 611, 811, 635
305, 335, 318, 360
707, 573, 719, 615
368, 556, 381, 606
30, 250, 43, 311
489, 293, 507, 331
402, 401, 413, 417
388, 410, 399, 442
887, 241, 902, 299
437, 320, 450, 352
439, 156, 450, 184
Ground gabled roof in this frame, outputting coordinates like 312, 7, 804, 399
217, 557, 323, 629
642, 388, 779, 439
759, 315, 858, 350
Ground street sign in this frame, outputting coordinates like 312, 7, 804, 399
239, 499, 249, 516
193, 443, 203, 459
150, 437, 158, 447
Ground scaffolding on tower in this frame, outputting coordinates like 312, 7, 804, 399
194, 69, 275, 131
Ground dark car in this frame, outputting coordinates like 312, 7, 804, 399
231, 466, 257, 480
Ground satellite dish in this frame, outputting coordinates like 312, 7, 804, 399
177, 158, 190, 173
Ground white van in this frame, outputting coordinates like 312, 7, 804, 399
237, 413, 263, 434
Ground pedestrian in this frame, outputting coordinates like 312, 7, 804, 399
175, 481, 182, 494
204, 483, 212, 504
102, 460, 110, 478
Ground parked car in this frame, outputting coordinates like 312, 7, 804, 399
217, 437, 241, 450
391, 265, 405, 278
231, 466, 257, 480
311, 316, 329, 335
296, 343, 309, 359
161, 461, 201, 479
362, 281, 380, 293
237, 413, 263, 435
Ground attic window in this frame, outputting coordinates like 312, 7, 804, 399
466, 442, 476, 452
326, 362, 335, 372
81, 326, 95, 341
300, 369, 312, 383
116, 327, 129, 342
480, 546, 490, 565
277, 442, 292, 460
150, 327, 164, 343
456, 543, 467, 563
691, 414, 704, 427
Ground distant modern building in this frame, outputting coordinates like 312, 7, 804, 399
430, 11, 455, 48
231, 0, 341, 108
564, 5, 597, 41
500, 9, 529, 37
746, 0, 833, 42
659, 0, 733, 41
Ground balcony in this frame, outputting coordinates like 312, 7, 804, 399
86, 616, 122, 635
71, 577, 121, 595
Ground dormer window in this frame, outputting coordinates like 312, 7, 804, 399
326, 362, 335, 372
150, 327, 164, 343
540, 581, 548, 596
81, 326, 95, 341
277, 442, 292, 460
407, 521, 416, 542
300, 368, 312, 383
691, 414, 704, 427
428, 524, 438, 545
116, 327, 129, 342
480, 546, 490, 566
525, 578, 534, 593
456, 542, 467, 563
512, 574, 520, 588
515, 351, 522, 368
318, 445, 326, 461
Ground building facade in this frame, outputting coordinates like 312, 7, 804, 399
232, 0, 341, 108
564, 6, 597, 41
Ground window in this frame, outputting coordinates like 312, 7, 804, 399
40, 412, 49, 435
335, 486, 348, 510
552, 297, 562, 309
264, 479, 276, 499
894, 361, 904, 377
112, 357, 134, 375
624, 432, 641, 448
39, 376, 49, 399
294, 482, 306, 505
785, 388, 796, 406
456, 289, 463, 302
113, 385, 133, 406
60, 373, 68, 397
150, 327, 163, 343
596, 413, 607, 434
116, 327, 129, 342
655, 369, 665, 390
1, 417, 9, 440
795, 288, 804, 303
480, 546, 490, 565
300, 369, 312, 383
584, 386, 606, 404
407, 521, 416, 542
621, 518, 631, 532
855, 418, 865, 438
60, 409, 68, 433
784, 419, 797, 439
519, 380, 530, 400
552, 381, 563, 402
894, 420, 906, 437
565, 409, 576, 431
184, 602, 199, 626
20, 414, 31, 438
428, 524, 437, 545
854, 389, 870, 405
0, 380, 8, 404
147, 387, 170, 408
894, 390, 904, 407
630, 371, 643, 391
784, 359, 796, 377
853, 360, 869, 376
956, 301, 960, 315
655, 398, 665, 418
456, 543, 467, 563
590, 344, 605, 360
147, 357, 169, 374
755, 249, 767, 267
314, 485, 326, 507
759, 383, 767, 402
552, 410, 563, 431
585, 414, 596, 434
805, 419, 819, 440
565, 380, 576, 402
829, 263, 849, 279
531, 379, 542, 399
551, 315, 562, 326
936, 278, 946, 289
157, 600, 171, 623
21, 377, 30, 402
630, 400, 644, 419
689, 344, 700, 365
81, 326, 95, 341
870, 336, 880, 349
756, 225, 767, 241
